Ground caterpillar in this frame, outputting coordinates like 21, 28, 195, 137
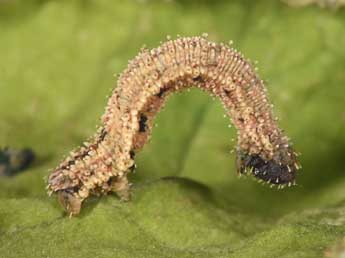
47, 36, 300, 216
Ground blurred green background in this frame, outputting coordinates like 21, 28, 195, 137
1, 0, 345, 257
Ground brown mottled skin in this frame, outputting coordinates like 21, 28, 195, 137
48, 36, 299, 216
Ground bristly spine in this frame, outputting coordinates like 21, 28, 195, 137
47, 35, 300, 216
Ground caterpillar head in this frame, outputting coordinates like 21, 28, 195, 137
57, 188, 82, 216
236, 150, 298, 186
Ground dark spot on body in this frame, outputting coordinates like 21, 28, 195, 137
192, 75, 204, 83
107, 177, 114, 186
223, 89, 230, 95
155, 87, 169, 98
98, 128, 107, 142
67, 160, 75, 166
139, 114, 148, 133
129, 150, 135, 159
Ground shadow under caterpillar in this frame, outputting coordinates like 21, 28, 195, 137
48, 36, 300, 216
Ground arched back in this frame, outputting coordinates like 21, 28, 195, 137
48, 36, 299, 216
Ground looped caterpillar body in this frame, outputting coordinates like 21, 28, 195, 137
47, 36, 300, 216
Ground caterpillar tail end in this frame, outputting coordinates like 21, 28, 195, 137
236, 150, 299, 188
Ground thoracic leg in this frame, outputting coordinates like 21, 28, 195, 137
110, 175, 131, 201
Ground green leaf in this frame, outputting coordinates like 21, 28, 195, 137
1, 0, 345, 257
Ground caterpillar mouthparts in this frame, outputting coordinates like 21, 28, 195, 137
47, 35, 300, 216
